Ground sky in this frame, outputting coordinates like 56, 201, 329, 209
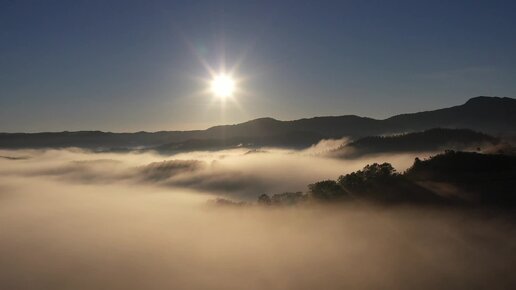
1, 0, 515, 132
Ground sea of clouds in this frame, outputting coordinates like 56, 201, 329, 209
0, 146, 515, 290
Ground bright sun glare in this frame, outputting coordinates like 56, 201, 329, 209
211, 74, 235, 98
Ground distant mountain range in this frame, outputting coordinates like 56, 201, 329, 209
1, 96, 515, 151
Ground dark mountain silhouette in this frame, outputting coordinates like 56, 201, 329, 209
156, 131, 325, 153
0, 131, 198, 149
382, 96, 516, 134
0, 96, 515, 151
335, 128, 500, 157
254, 151, 516, 208
405, 151, 516, 207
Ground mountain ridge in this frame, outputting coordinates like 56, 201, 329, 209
1, 96, 515, 150
332, 128, 500, 158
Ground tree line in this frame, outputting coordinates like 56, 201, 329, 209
214, 150, 516, 208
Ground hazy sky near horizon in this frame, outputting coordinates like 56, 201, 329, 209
1, 0, 515, 132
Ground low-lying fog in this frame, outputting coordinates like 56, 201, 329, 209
0, 141, 428, 200
0, 146, 515, 289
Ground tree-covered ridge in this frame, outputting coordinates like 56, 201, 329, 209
335, 128, 499, 157
405, 151, 516, 206
214, 151, 516, 208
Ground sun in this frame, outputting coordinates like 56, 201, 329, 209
210, 74, 235, 98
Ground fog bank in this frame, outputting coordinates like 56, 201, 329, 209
0, 148, 515, 289
0, 147, 429, 200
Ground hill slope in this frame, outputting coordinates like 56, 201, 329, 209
334, 128, 500, 157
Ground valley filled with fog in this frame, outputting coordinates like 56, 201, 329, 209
3, 0, 516, 288
1, 146, 515, 290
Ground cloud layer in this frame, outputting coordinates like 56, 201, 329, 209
0, 148, 515, 290
0, 146, 429, 199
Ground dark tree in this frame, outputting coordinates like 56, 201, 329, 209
308, 180, 349, 201
338, 162, 399, 193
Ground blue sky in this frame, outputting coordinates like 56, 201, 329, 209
1, 0, 515, 132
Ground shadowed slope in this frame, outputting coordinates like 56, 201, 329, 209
335, 128, 499, 157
